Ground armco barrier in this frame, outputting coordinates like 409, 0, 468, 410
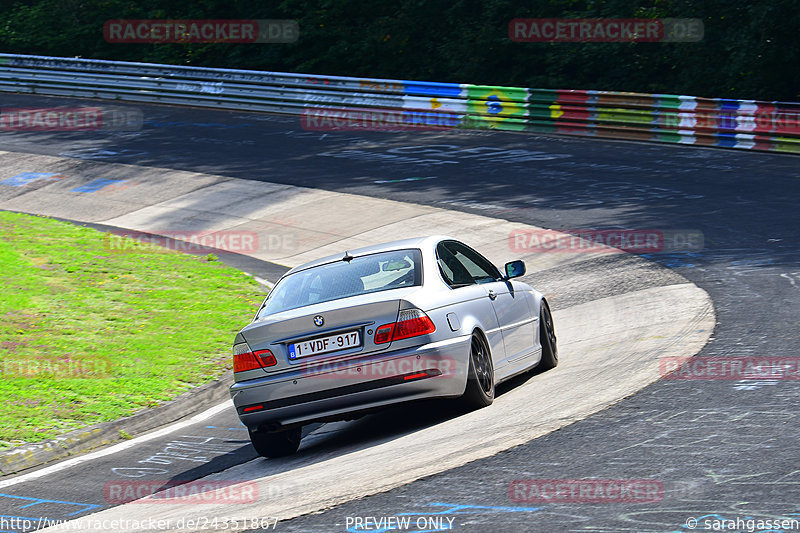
0, 54, 797, 153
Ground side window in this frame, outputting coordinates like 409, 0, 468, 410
436, 241, 501, 287
437, 243, 472, 286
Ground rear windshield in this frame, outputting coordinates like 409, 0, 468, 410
257, 249, 422, 317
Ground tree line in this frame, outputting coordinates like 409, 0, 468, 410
0, 0, 797, 101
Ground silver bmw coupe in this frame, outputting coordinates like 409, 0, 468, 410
230, 236, 557, 457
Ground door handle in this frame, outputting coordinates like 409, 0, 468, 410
488, 290, 497, 300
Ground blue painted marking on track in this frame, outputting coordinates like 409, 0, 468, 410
71, 178, 124, 193
0, 172, 60, 187
0, 493, 99, 517
640, 253, 698, 269
1, 513, 40, 520
398, 503, 542, 515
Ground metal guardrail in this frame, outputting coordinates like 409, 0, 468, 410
0, 53, 798, 154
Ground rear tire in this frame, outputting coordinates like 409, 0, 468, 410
537, 299, 558, 371
248, 426, 302, 458
461, 332, 495, 409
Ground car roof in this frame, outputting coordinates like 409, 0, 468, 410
284, 235, 453, 276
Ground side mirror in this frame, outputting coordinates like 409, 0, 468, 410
504, 260, 526, 279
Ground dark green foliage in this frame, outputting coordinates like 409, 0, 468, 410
0, 0, 797, 100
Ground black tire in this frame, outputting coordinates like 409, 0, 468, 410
537, 299, 558, 371
248, 426, 302, 458
461, 332, 495, 408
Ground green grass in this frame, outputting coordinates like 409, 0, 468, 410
0, 211, 266, 448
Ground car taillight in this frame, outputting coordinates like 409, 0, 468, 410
374, 324, 394, 344
394, 309, 436, 340
233, 343, 277, 372
375, 309, 436, 344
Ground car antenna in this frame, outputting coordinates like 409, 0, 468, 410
343, 251, 354, 262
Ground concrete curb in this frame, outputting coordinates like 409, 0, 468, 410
0, 370, 232, 477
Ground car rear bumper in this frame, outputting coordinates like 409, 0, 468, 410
230, 335, 471, 429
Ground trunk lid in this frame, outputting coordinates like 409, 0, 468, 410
240, 289, 418, 374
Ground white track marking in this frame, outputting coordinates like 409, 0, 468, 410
0, 401, 232, 489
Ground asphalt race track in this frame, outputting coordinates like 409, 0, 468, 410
1, 93, 799, 532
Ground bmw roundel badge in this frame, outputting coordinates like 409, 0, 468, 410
314, 315, 324, 327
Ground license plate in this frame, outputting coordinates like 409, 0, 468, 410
288, 331, 360, 360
